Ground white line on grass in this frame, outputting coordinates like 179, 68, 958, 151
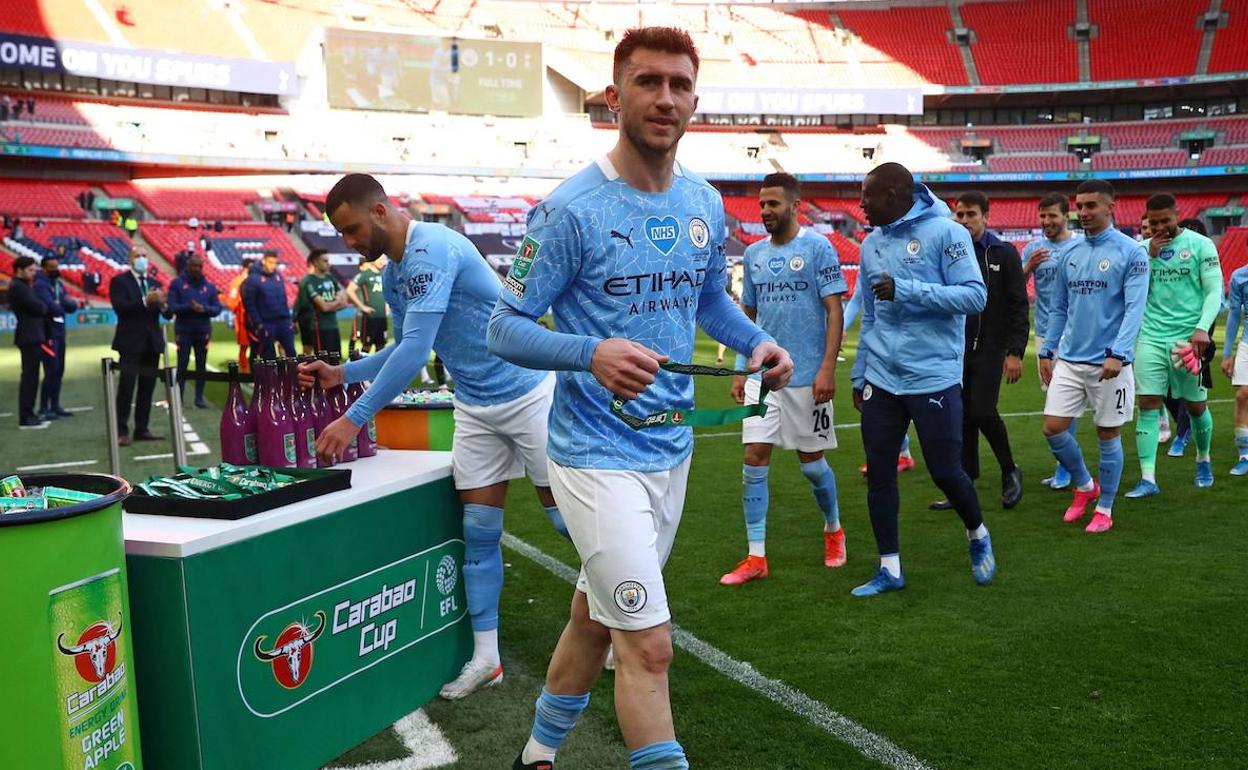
695, 399, 1240, 439
501, 532, 936, 770
332, 709, 457, 770
16, 459, 100, 471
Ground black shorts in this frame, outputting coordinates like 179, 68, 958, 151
359, 316, 387, 349
297, 320, 315, 349
306, 325, 341, 357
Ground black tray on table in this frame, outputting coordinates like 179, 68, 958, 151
122, 466, 353, 520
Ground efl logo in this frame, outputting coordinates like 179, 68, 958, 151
56, 614, 123, 683
253, 611, 327, 689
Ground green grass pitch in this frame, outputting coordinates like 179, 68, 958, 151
3, 323, 1245, 769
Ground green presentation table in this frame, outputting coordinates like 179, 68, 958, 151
122, 450, 469, 770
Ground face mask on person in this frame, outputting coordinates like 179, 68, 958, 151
133, 256, 149, 273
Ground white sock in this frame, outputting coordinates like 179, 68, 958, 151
1238, 426, 1248, 458
1141, 472, 1156, 483
522, 736, 558, 764
1159, 412, 1170, 430
1076, 479, 1095, 492
473, 629, 500, 667
1094, 505, 1113, 518
748, 541, 766, 557
1196, 453, 1211, 463
966, 524, 989, 541
824, 522, 842, 534
880, 554, 901, 578
899, 449, 913, 459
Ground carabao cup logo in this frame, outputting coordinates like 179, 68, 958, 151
253, 611, 326, 689
645, 216, 680, 255
56, 614, 123, 683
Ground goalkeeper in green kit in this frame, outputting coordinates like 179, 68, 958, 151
1126, 193, 1224, 497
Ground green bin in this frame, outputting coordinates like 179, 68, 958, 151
0, 473, 143, 770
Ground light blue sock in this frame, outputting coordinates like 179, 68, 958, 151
900, 433, 912, 455
800, 458, 840, 530
1046, 431, 1093, 487
1098, 436, 1124, 509
629, 740, 689, 770
1067, 417, 1079, 439
1235, 427, 1248, 459
531, 687, 590, 750
462, 503, 504, 632
742, 464, 769, 545
544, 505, 570, 539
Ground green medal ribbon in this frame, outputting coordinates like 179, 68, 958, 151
610, 362, 769, 431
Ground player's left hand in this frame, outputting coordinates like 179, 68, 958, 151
871, 272, 896, 301
1099, 357, 1123, 381
1003, 355, 1022, 384
813, 363, 836, 404
1190, 328, 1211, 356
749, 340, 793, 390
315, 415, 358, 463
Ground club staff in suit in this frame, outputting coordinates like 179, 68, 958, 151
109, 247, 168, 446
10, 256, 51, 428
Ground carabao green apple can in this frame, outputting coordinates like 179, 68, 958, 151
49, 568, 140, 770
0, 473, 141, 769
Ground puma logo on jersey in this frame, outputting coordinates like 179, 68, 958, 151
412, 247, 429, 257
610, 228, 635, 248
929, 396, 945, 409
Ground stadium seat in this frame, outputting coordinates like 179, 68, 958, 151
962, 0, 1079, 85
1088, 0, 1205, 79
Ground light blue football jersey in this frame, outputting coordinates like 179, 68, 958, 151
1021, 233, 1083, 341
741, 228, 847, 387
384, 221, 546, 406
497, 157, 737, 471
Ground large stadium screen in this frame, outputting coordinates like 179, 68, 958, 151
324, 29, 542, 117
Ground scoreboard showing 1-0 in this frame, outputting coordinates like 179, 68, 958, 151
325, 29, 543, 117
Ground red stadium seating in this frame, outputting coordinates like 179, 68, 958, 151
104, 184, 257, 221
1220, 228, 1248, 286
141, 222, 305, 303
1209, 0, 1248, 74
808, 198, 867, 226
991, 153, 1084, 172
838, 7, 969, 86
1093, 150, 1189, 170
1200, 146, 1248, 165
0, 179, 93, 218
1088, 0, 1205, 80
962, 0, 1078, 85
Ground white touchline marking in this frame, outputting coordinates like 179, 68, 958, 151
329, 709, 457, 770
66, 406, 94, 413
500, 532, 936, 770
695, 399, 1240, 439
16, 459, 100, 471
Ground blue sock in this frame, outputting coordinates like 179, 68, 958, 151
1235, 428, 1248, 458
531, 688, 590, 750
1046, 431, 1092, 487
544, 505, 570, 539
1067, 417, 1078, 439
629, 740, 689, 770
742, 464, 769, 546
800, 458, 840, 530
900, 433, 912, 455
462, 503, 504, 632
1098, 436, 1124, 510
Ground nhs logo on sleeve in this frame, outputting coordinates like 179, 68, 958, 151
645, 216, 680, 255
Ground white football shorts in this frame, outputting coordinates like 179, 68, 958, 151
548, 456, 691, 632
451, 372, 554, 490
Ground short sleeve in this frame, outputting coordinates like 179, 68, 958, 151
498, 201, 581, 318
816, 237, 848, 298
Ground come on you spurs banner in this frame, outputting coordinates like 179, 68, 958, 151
0, 32, 297, 96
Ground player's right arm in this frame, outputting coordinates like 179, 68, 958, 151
345, 278, 370, 313
1037, 256, 1069, 385
1224, 273, 1245, 375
